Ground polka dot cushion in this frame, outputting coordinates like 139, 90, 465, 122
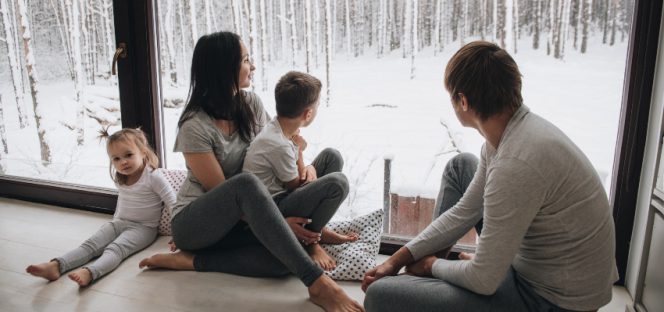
321, 209, 383, 281
158, 169, 187, 236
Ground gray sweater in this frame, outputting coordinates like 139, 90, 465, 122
405, 106, 618, 311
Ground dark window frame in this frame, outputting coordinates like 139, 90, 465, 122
0, 0, 660, 287
0, 0, 161, 214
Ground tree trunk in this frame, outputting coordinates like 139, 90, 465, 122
165, 0, 177, 86
68, 0, 85, 145
189, 0, 198, 45
581, 0, 589, 53
16, 0, 51, 164
344, 0, 351, 56
0, 94, 8, 155
410, 0, 417, 80
304, 0, 311, 72
50, 0, 75, 80
324, 0, 332, 106
259, 0, 268, 90
231, 0, 241, 35
289, 0, 297, 68
204, 0, 212, 33
533, 0, 540, 49
279, 0, 287, 59
0, 0, 29, 128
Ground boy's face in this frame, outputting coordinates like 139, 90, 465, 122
302, 99, 320, 127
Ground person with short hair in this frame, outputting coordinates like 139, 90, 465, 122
244, 71, 358, 271
362, 41, 618, 312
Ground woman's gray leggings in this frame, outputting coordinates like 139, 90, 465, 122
171, 166, 344, 286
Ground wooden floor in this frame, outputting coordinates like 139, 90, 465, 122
0, 197, 631, 312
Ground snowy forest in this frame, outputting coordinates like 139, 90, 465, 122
0, 0, 633, 218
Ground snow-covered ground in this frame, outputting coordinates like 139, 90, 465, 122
0, 36, 627, 220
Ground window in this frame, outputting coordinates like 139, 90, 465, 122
0, 0, 120, 189
154, 1, 633, 245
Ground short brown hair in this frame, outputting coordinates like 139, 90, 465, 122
444, 41, 523, 120
275, 71, 322, 118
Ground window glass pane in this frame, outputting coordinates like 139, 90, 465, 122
157, 1, 633, 242
0, 0, 120, 189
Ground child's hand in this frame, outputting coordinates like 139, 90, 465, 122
301, 165, 317, 183
168, 238, 178, 252
292, 134, 307, 151
285, 217, 321, 245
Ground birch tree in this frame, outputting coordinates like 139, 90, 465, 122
204, 0, 212, 33
189, 0, 198, 45
17, 0, 50, 164
580, 0, 589, 53
0, 94, 5, 174
164, 0, 177, 86
0, 0, 29, 128
324, 0, 332, 106
259, 0, 268, 90
289, 0, 297, 68
304, 0, 312, 72
0, 94, 7, 155
410, 0, 418, 80
68, 0, 85, 145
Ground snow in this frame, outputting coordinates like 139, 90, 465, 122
1, 36, 627, 221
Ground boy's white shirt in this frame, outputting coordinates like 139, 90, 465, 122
243, 118, 299, 195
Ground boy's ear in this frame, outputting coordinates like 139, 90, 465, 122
302, 107, 313, 120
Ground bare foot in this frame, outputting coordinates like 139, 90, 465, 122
320, 227, 359, 245
138, 251, 194, 270
26, 261, 60, 281
308, 244, 336, 271
309, 274, 364, 312
68, 268, 92, 287
459, 252, 475, 260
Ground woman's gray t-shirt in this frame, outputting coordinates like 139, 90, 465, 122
171, 92, 269, 217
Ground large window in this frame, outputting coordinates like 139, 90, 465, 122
0, 0, 120, 188
155, 0, 634, 243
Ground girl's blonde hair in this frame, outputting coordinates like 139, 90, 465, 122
98, 127, 159, 185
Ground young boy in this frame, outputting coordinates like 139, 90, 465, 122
243, 71, 357, 271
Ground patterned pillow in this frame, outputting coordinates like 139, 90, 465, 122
158, 169, 187, 236
321, 209, 383, 281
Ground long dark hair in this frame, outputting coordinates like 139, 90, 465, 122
178, 32, 257, 142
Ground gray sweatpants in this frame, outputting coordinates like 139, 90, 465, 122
275, 148, 349, 233
364, 153, 574, 311
171, 173, 325, 287
55, 219, 157, 281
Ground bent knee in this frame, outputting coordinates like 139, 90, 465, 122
324, 172, 349, 196
364, 278, 402, 312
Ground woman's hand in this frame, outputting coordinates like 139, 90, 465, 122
168, 238, 178, 252
405, 255, 436, 277
361, 261, 400, 292
285, 217, 321, 245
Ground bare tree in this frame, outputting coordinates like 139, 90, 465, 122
204, 0, 212, 33
0, 94, 5, 174
0, 94, 8, 155
17, 0, 51, 164
189, 0, 198, 45
259, 0, 268, 90
410, 0, 417, 80
304, 0, 312, 72
67, 0, 85, 145
289, 0, 297, 68
580, 0, 589, 53
324, 0, 332, 106
164, 0, 177, 86
0, 0, 29, 128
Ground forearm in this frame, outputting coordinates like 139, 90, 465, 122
296, 150, 306, 180
386, 246, 415, 270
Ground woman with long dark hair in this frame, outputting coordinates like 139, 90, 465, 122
139, 32, 363, 312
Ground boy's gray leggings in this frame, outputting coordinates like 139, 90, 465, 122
275, 148, 349, 233
55, 219, 157, 281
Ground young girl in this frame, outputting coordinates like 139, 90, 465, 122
26, 128, 176, 286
